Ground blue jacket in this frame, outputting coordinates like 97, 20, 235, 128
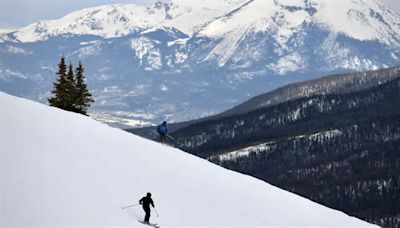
157, 124, 168, 134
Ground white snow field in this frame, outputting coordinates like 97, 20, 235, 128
0, 92, 377, 228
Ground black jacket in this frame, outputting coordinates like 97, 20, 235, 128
139, 196, 154, 208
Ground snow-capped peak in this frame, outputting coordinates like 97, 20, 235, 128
199, 0, 400, 44
197, 0, 400, 68
8, 0, 399, 44
13, 4, 164, 42
10, 0, 248, 43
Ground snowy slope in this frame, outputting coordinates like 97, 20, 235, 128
197, 0, 400, 68
199, 0, 400, 43
313, 0, 400, 43
0, 91, 377, 227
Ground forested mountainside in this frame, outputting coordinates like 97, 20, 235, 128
218, 66, 400, 117
127, 66, 400, 138
171, 76, 400, 157
170, 77, 400, 227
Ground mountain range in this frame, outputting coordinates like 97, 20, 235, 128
1, 0, 400, 127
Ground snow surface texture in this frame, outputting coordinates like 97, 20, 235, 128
0, 91, 377, 227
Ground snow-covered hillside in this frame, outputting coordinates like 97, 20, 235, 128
0, 91, 377, 227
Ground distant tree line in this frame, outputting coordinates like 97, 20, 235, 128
48, 56, 94, 115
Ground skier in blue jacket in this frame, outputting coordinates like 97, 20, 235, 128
157, 121, 168, 143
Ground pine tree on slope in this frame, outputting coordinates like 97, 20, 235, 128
65, 63, 77, 112
74, 61, 94, 115
48, 56, 68, 109
48, 57, 94, 115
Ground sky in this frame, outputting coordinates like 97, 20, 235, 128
0, 0, 399, 29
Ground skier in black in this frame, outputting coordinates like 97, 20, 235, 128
139, 192, 155, 223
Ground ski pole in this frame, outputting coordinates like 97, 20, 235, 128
167, 134, 176, 141
121, 203, 140, 210
153, 207, 159, 217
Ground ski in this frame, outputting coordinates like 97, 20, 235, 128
138, 220, 160, 228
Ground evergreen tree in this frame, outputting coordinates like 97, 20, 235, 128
48, 56, 68, 109
65, 63, 77, 111
48, 57, 94, 115
74, 61, 94, 115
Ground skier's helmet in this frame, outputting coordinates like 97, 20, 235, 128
147, 192, 152, 197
